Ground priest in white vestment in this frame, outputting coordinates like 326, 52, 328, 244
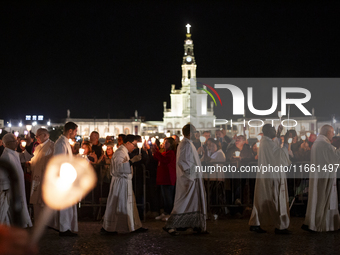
49, 122, 78, 236
0, 133, 32, 228
303, 125, 340, 232
29, 128, 54, 222
101, 135, 147, 234
164, 124, 207, 236
249, 124, 291, 234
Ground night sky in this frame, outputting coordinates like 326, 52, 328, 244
1, 2, 340, 123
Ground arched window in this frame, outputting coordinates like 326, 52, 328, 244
124, 128, 130, 135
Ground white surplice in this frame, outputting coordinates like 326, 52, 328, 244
102, 145, 142, 233
1, 148, 32, 228
0, 162, 11, 225
166, 137, 207, 231
249, 136, 291, 230
49, 135, 78, 232
30, 139, 54, 220
304, 134, 340, 232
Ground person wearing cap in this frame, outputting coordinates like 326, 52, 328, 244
101, 135, 148, 234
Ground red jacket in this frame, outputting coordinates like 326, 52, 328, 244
153, 148, 176, 186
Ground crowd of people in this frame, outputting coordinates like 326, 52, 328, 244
0, 121, 340, 253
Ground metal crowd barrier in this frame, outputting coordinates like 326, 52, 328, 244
79, 163, 148, 222
201, 161, 312, 216
79, 160, 314, 220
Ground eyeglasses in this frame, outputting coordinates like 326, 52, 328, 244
129, 142, 137, 148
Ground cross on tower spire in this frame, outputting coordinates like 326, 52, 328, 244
186, 24, 191, 34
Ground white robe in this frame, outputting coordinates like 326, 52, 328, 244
304, 135, 340, 232
49, 135, 78, 232
0, 162, 10, 225
30, 139, 54, 220
1, 148, 32, 228
166, 137, 207, 231
102, 145, 142, 233
249, 136, 291, 229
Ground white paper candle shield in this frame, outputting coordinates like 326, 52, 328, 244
42, 155, 97, 210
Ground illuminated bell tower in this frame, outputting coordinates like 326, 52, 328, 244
181, 24, 197, 92
163, 24, 215, 134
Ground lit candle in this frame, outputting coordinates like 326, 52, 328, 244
301, 135, 306, 141
245, 130, 249, 139
24, 130, 28, 135
306, 132, 311, 138
14, 131, 19, 137
137, 142, 143, 154
257, 135, 262, 141
79, 148, 85, 156
235, 151, 240, 157
288, 138, 292, 144
102, 145, 107, 154
69, 139, 75, 146
151, 137, 156, 144
166, 132, 171, 137
160, 138, 164, 143
200, 136, 206, 147
278, 111, 282, 123
145, 135, 149, 141
21, 141, 26, 147
256, 142, 260, 148
113, 144, 118, 152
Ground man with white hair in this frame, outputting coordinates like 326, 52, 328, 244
29, 128, 54, 221
0, 133, 32, 228
303, 125, 340, 232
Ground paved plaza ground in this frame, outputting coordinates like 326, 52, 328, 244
35, 216, 340, 255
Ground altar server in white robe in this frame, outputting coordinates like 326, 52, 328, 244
164, 124, 207, 236
249, 124, 291, 234
0, 133, 32, 228
303, 125, 340, 232
29, 128, 54, 221
49, 122, 78, 236
101, 134, 147, 234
